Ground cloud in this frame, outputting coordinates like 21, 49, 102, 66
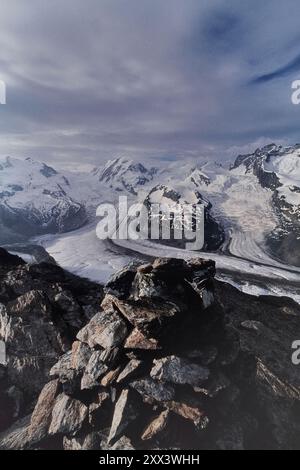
251, 53, 300, 84
0, 0, 300, 167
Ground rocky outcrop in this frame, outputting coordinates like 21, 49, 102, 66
1, 255, 300, 450
0, 248, 103, 433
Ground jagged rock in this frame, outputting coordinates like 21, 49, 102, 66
29, 379, 60, 443
141, 410, 170, 441
124, 328, 160, 350
99, 347, 120, 366
109, 297, 179, 329
130, 378, 175, 403
71, 341, 92, 370
116, 359, 142, 384
151, 356, 210, 387
107, 389, 139, 445
166, 401, 209, 430
49, 352, 82, 395
50, 351, 72, 379
130, 271, 166, 301
101, 367, 122, 387
81, 351, 108, 390
49, 393, 88, 436
6, 255, 300, 450
76, 310, 128, 349
104, 264, 137, 299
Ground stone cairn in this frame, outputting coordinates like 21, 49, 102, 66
21, 258, 236, 449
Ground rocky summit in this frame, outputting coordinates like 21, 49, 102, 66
0, 252, 300, 450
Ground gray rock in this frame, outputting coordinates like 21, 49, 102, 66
130, 378, 175, 403
151, 356, 210, 386
71, 341, 92, 371
76, 310, 128, 349
29, 379, 60, 443
49, 393, 88, 436
99, 347, 120, 366
81, 351, 108, 390
116, 359, 142, 384
104, 264, 137, 299
50, 351, 72, 379
108, 389, 138, 445
0, 293, 64, 395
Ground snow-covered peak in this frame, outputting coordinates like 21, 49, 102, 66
231, 144, 300, 208
92, 157, 157, 195
0, 156, 87, 243
184, 167, 211, 187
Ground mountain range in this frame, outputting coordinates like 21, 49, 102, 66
1, 144, 299, 270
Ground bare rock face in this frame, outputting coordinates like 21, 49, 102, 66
2, 255, 300, 450
0, 248, 103, 436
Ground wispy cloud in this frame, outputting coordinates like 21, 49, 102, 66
0, 0, 299, 167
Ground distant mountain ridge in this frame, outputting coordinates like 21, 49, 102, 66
1, 143, 300, 266
0, 156, 87, 244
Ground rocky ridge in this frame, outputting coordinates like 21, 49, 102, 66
1, 255, 299, 450
0, 248, 103, 433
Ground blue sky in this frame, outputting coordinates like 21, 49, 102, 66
0, 0, 300, 169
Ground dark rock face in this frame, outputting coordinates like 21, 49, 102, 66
1, 255, 300, 450
0, 248, 103, 433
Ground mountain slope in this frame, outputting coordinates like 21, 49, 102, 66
92, 157, 157, 195
231, 144, 300, 265
0, 157, 87, 244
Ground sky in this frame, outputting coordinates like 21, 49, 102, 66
1, 0, 300, 170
